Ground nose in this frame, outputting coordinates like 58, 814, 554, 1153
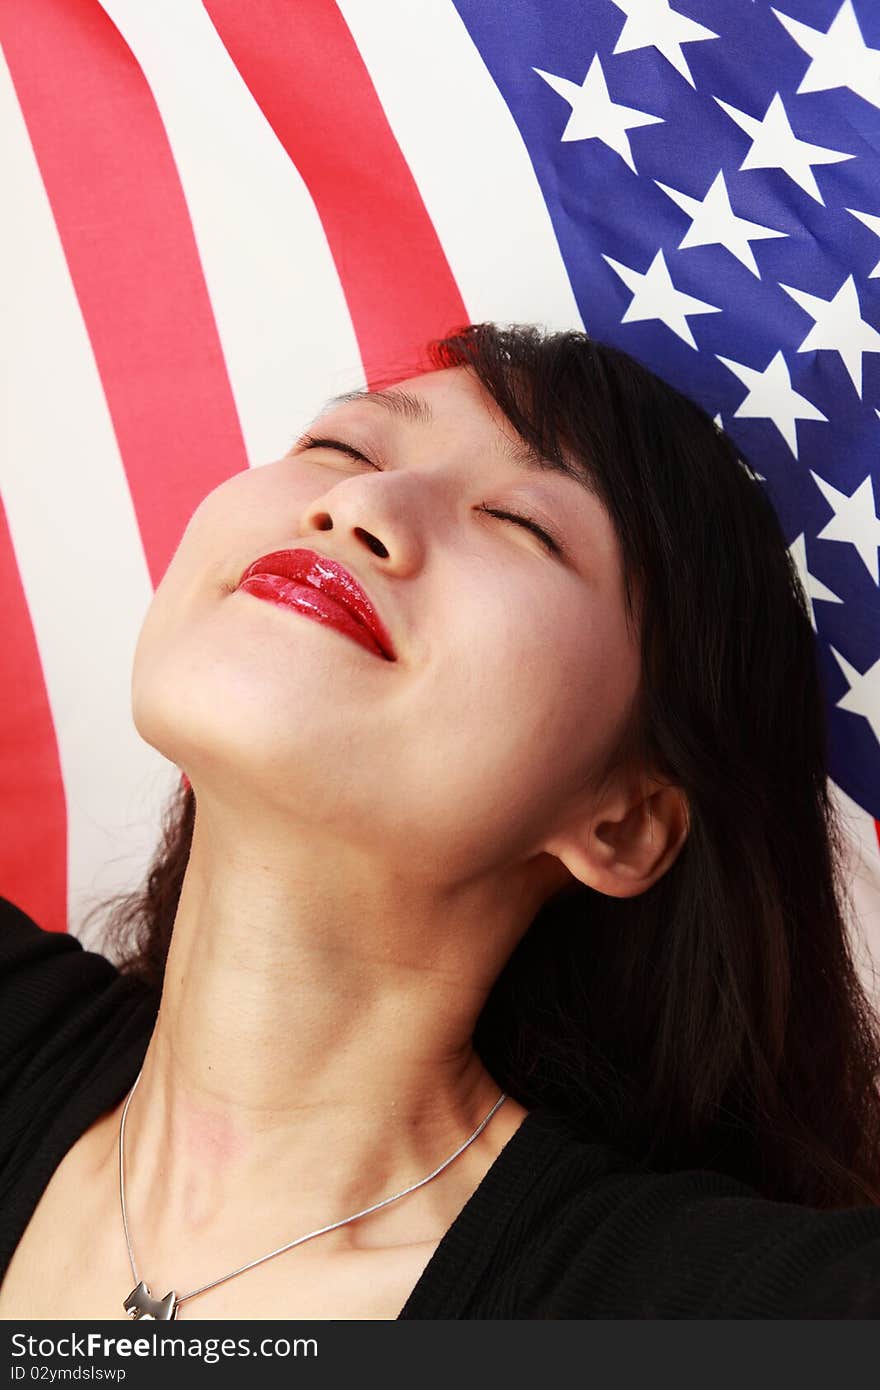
299, 473, 425, 575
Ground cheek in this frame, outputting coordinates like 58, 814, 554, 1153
404, 586, 632, 823
135, 468, 305, 647
130, 471, 294, 747
375, 640, 613, 879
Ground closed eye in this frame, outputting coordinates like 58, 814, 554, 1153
475, 506, 562, 555
294, 433, 564, 556
297, 434, 375, 467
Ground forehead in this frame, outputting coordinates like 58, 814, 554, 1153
323, 367, 505, 434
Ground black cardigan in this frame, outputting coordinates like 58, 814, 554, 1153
2, 894, 880, 1319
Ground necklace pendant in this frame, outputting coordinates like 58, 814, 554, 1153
124, 1281, 178, 1320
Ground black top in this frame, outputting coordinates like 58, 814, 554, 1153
3, 893, 880, 1319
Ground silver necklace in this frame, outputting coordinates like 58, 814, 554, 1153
119, 1066, 507, 1320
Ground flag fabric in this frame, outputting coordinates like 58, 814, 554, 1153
1, 0, 879, 989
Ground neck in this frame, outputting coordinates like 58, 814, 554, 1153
111, 797, 543, 1272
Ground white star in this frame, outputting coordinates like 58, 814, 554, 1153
609, 0, 719, 89
772, 1, 880, 111
654, 169, 787, 276
714, 91, 854, 205
828, 645, 880, 747
779, 274, 880, 398
715, 349, 827, 457
601, 247, 720, 347
788, 530, 843, 633
845, 207, 880, 278
811, 468, 880, 584
533, 54, 663, 172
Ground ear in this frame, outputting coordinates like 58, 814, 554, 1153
540, 778, 690, 899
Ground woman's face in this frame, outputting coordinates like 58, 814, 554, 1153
132, 365, 641, 884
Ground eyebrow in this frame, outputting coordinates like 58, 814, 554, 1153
316, 388, 595, 492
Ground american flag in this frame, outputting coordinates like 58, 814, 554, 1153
2, 0, 879, 987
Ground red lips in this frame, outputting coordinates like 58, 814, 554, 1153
236, 548, 397, 661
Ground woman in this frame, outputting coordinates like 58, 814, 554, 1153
1, 322, 880, 1321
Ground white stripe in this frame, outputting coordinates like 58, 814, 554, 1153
0, 46, 176, 942
98, 0, 367, 463
335, 0, 583, 333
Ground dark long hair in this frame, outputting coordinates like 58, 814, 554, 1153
88, 322, 880, 1209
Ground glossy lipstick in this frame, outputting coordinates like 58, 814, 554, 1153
236, 548, 396, 661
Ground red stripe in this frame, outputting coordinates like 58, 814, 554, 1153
0, 500, 67, 933
0, 0, 248, 929
204, 0, 468, 388
0, 0, 248, 588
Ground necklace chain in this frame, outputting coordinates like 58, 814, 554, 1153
119, 1065, 507, 1315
